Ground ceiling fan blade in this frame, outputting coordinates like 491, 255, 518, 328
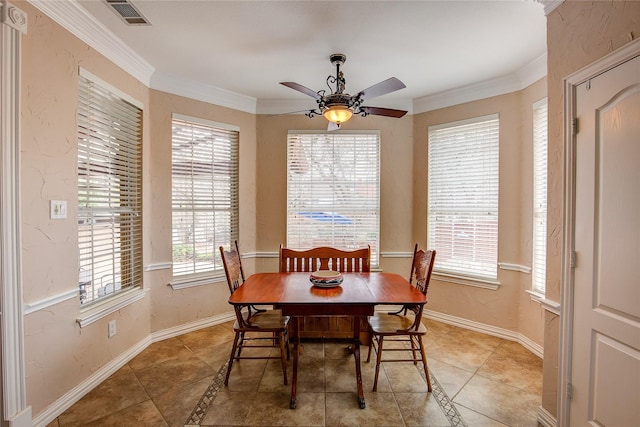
280, 82, 322, 100
356, 77, 406, 102
267, 109, 316, 117
360, 106, 408, 118
327, 121, 340, 131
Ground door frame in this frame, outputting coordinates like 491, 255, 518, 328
559, 37, 640, 426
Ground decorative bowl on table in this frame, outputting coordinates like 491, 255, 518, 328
309, 270, 343, 288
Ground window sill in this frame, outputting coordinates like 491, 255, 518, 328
169, 273, 226, 290
77, 287, 147, 328
432, 272, 500, 290
525, 290, 561, 315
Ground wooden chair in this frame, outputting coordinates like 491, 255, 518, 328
279, 245, 371, 273
220, 241, 290, 386
366, 244, 436, 392
279, 245, 371, 340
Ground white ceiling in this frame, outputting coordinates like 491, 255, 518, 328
70, 0, 547, 115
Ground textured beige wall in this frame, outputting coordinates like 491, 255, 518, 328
147, 90, 257, 332
254, 113, 415, 275
17, 0, 565, 418
20, 2, 152, 414
542, 0, 640, 417
19, 2, 258, 415
413, 86, 546, 337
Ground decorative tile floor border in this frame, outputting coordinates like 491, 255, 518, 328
185, 361, 228, 426
184, 360, 466, 426
420, 366, 467, 427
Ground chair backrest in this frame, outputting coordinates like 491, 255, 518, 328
220, 241, 254, 327
279, 245, 371, 273
408, 243, 436, 296
406, 244, 436, 331
219, 240, 246, 295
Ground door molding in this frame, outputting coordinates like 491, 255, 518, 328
559, 37, 640, 427
1, 2, 32, 425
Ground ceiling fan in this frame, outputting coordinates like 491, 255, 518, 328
280, 53, 408, 130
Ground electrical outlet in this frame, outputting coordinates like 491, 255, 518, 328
108, 320, 117, 338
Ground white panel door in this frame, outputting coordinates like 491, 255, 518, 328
571, 53, 640, 426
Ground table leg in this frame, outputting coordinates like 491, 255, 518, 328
354, 316, 366, 409
290, 316, 299, 409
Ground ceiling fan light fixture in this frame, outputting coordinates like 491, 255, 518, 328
323, 105, 353, 124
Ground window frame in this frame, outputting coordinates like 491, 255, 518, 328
170, 113, 239, 286
427, 114, 500, 286
77, 69, 143, 307
532, 98, 548, 294
286, 131, 381, 267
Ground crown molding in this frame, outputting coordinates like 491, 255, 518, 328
151, 71, 256, 114
535, 0, 565, 16
28, 0, 154, 86
413, 74, 520, 114
516, 52, 547, 88
29, 0, 257, 113
413, 52, 547, 114
30, 0, 548, 117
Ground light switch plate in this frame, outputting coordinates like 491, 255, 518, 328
50, 200, 67, 219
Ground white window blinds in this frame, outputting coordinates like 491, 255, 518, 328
427, 114, 499, 280
77, 74, 143, 305
171, 115, 239, 277
532, 99, 548, 293
287, 132, 380, 266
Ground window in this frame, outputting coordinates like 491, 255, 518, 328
532, 99, 548, 293
77, 72, 142, 305
171, 114, 239, 278
286, 132, 380, 266
427, 114, 499, 281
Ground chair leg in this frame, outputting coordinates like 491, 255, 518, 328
236, 331, 245, 359
366, 335, 374, 363
225, 331, 241, 386
410, 335, 418, 365
417, 336, 432, 392
372, 335, 384, 392
285, 329, 290, 360
278, 331, 288, 385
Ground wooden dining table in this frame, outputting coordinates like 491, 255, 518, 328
228, 271, 427, 409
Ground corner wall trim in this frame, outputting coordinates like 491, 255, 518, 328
144, 262, 172, 271
380, 252, 413, 258
24, 288, 77, 314
498, 262, 532, 274
169, 274, 226, 290
241, 251, 279, 259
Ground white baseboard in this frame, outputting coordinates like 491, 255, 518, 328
31, 308, 543, 426
31, 335, 151, 427
151, 311, 235, 342
31, 313, 234, 427
537, 405, 557, 427
424, 309, 544, 358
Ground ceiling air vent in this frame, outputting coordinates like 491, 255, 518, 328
104, 0, 150, 25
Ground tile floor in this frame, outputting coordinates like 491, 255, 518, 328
47, 319, 543, 426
